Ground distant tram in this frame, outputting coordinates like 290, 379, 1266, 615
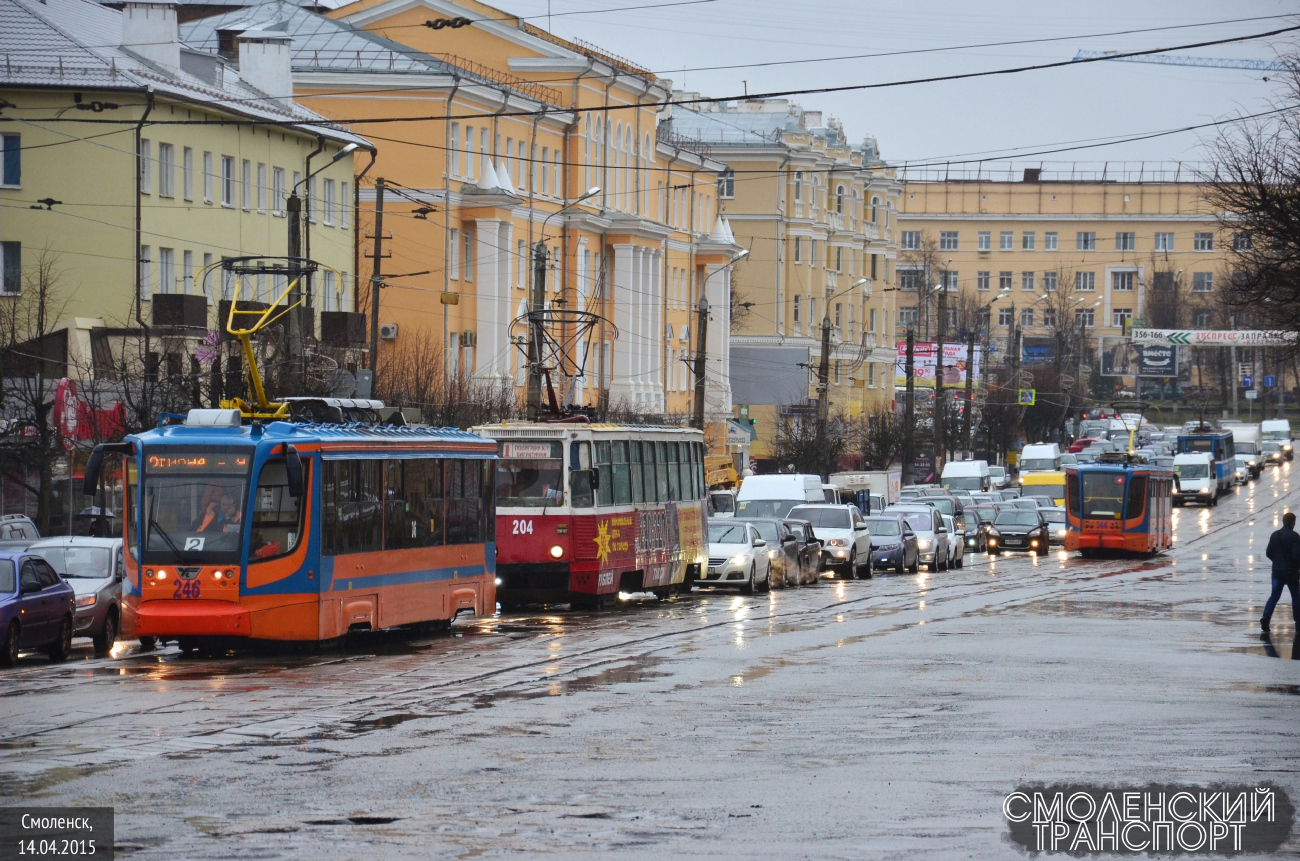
472, 422, 708, 608
1064, 455, 1175, 557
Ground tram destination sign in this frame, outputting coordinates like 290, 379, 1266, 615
1129, 328, 1299, 347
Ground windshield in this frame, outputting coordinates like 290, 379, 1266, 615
1041, 509, 1065, 524
1263, 442, 1281, 452
495, 441, 563, 508
968, 506, 997, 523
789, 508, 851, 529
709, 492, 735, 514
988, 467, 1005, 478
741, 520, 781, 542
924, 498, 956, 516
995, 511, 1040, 528
35, 546, 112, 578
141, 447, 251, 564
1236, 442, 1259, 455
1021, 458, 1057, 471
1081, 471, 1126, 519
900, 512, 934, 532
1263, 429, 1290, 440
942, 476, 983, 491
863, 518, 900, 536
708, 523, 749, 544
1180, 438, 1217, 453
1174, 463, 1209, 479
736, 499, 799, 519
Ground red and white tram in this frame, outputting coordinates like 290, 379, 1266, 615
471, 422, 708, 608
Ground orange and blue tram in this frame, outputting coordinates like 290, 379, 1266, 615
1064, 455, 1174, 557
84, 409, 497, 647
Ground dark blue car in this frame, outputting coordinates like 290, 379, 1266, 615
1, 551, 75, 666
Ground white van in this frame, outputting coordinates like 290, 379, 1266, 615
1261, 419, 1294, 461
1019, 443, 1061, 473
735, 474, 824, 520
1173, 453, 1218, 507
940, 460, 990, 492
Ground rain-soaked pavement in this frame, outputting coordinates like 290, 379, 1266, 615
3, 466, 1299, 859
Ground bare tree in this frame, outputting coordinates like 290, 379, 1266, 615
771, 409, 846, 479
897, 234, 949, 340
856, 402, 905, 469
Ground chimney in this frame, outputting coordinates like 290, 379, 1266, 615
237, 30, 294, 102
1023, 168, 1042, 183
121, 2, 180, 74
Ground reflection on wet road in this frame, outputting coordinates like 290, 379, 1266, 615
3, 464, 1299, 858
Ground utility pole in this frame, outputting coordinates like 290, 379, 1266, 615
692, 294, 709, 430
287, 191, 303, 371
816, 309, 832, 426
963, 326, 976, 456
935, 286, 946, 470
368, 177, 386, 389
903, 328, 915, 485
526, 239, 548, 417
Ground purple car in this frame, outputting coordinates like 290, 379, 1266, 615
1, 551, 76, 666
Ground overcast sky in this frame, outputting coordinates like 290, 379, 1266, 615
494, 0, 1296, 170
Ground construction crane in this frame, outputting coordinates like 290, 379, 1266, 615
1072, 50, 1289, 72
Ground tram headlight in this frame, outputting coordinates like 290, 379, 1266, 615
155, 569, 167, 581
548, 545, 564, 559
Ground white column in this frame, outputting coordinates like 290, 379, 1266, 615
574, 238, 588, 403
705, 263, 734, 421
473, 218, 504, 383
607, 243, 637, 407
648, 249, 664, 411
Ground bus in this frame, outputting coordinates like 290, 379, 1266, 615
1174, 429, 1235, 494
472, 422, 707, 609
84, 409, 497, 649
1019, 471, 1066, 507
1064, 455, 1174, 557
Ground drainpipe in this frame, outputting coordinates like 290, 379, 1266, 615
353, 145, 377, 317
134, 88, 155, 418
443, 75, 461, 390
560, 59, 595, 402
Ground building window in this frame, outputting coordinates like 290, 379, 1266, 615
203, 152, 213, 203
518, 239, 528, 289
871, 196, 879, 222
182, 147, 194, 201
183, 250, 193, 294
1022, 231, 1035, 250
998, 307, 1013, 326
1021, 271, 1035, 292
793, 236, 802, 263
998, 271, 1012, 291
939, 231, 959, 251
976, 271, 990, 291
868, 363, 876, 388
272, 168, 285, 216
1, 134, 19, 186
341, 182, 350, 228
464, 231, 474, 282
1044, 231, 1058, 250
1115, 232, 1136, 251
1234, 232, 1253, 251
449, 228, 460, 279
1043, 307, 1057, 328
793, 295, 802, 329
1075, 309, 1095, 326
834, 247, 843, 273
941, 270, 958, 291
0, 242, 20, 294
1194, 310, 1212, 327
158, 143, 174, 198
899, 307, 918, 328
869, 308, 877, 332
220, 156, 234, 206
241, 159, 251, 210
158, 247, 174, 295
323, 178, 336, 225
1043, 270, 1058, 292
1020, 308, 1034, 328
901, 230, 921, 250
834, 303, 842, 329
1075, 271, 1095, 291
718, 168, 734, 199
898, 267, 922, 291
1193, 232, 1214, 251
139, 139, 151, 194
1112, 271, 1135, 291
1192, 272, 1213, 293
256, 163, 267, 212
1154, 232, 1174, 251
139, 245, 152, 299
1077, 232, 1096, 251
1113, 308, 1132, 328
977, 231, 991, 251
835, 185, 845, 213
999, 231, 1013, 251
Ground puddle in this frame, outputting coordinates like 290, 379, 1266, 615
344, 713, 429, 734
1227, 682, 1300, 695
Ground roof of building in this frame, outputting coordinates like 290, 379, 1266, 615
1, 0, 368, 146
665, 98, 882, 163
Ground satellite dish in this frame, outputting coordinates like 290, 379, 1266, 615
328, 369, 357, 398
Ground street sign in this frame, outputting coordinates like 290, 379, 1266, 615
1265, 375, 1277, 387
1243, 375, 1253, 388
1018, 389, 1036, 405
1246, 389, 1258, 400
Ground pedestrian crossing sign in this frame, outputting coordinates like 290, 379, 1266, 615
1018, 389, 1036, 405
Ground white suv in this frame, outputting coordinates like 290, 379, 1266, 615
787, 504, 873, 579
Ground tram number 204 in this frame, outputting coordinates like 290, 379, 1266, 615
511, 519, 534, 535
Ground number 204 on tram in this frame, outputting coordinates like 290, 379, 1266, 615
1063, 455, 1175, 557
83, 408, 498, 646
472, 422, 708, 608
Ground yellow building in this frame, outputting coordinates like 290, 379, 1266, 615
897, 165, 1239, 399
185, 0, 739, 442
661, 96, 901, 464
1, 0, 365, 381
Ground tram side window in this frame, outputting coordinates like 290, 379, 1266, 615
595, 442, 613, 506
1125, 475, 1147, 522
667, 442, 681, 501
691, 442, 702, 499
655, 442, 670, 501
612, 441, 632, 504
630, 441, 645, 503
250, 459, 309, 560
446, 459, 490, 545
323, 460, 382, 555
384, 459, 442, 550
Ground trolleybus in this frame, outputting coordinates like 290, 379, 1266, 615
1064, 454, 1174, 557
472, 422, 708, 608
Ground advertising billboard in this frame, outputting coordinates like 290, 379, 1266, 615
1099, 336, 1139, 377
894, 342, 982, 389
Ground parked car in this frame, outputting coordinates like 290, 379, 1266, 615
736, 518, 801, 588
0, 515, 39, 542
1, 551, 76, 666
942, 514, 965, 569
863, 515, 918, 574
704, 521, 771, 594
788, 504, 874, 579
782, 519, 823, 585
987, 509, 1050, 554
886, 505, 951, 571
1039, 506, 1067, 546
28, 537, 124, 655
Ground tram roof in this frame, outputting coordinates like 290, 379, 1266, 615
132, 420, 496, 450
471, 421, 703, 436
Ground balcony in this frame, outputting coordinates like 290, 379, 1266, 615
827, 211, 845, 232
862, 222, 880, 241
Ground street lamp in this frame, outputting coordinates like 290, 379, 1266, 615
692, 248, 749, 430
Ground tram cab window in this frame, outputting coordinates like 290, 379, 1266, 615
495, 441, 564, 508
630, 441, 645, 503
595, 442, 613, 507
1080, 472, 1125, 520
569, 442, 594, 509
250, 459, 309, 560
1124, 475, 1147, 521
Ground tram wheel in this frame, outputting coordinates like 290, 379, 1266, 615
178, 638, 198, 657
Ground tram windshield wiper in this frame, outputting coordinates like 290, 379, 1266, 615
146, 489, 195, 564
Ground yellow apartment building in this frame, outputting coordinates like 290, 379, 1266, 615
660, 96, 901, 464
897, 165, 1238, 399
2, 0, 364, 381
185, 0, 740, 444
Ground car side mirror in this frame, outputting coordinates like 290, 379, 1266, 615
753, 539, 767, 548
783, 535, 796, 543
20, 578, 40, 595
114, 569, 124, 583
854, 522, 869, 530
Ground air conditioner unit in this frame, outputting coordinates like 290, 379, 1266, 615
379, 323, 399, 340
461, 330, 477, 347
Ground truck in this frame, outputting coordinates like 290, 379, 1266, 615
1019, 443, 1061, 472
940, 460, 990, 492
1261, 419, 1294, 461
829, 470, 902, 514
735, 474, 824, 519
1226, 423, 1262, 478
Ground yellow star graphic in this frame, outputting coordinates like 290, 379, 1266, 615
593, 520, 613, 564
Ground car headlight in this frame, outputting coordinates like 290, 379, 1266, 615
1199, 486, 1211, 494
1056, 527, 1066, 536
826, 538, 849, 547
877, 543, 899, 551
916, 538, 931, 550
1284, 444, 1293, 452
730, 555, 748, 566
76, 594, 96, 608
1248, 460, 1257, 467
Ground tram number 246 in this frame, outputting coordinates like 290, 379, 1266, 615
173, 578, 202, 599
511, 519, 534, 535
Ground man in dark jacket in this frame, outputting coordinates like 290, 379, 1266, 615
1262, 512, 1300, 631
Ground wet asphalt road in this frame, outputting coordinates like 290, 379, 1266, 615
2, 467, 1299, 859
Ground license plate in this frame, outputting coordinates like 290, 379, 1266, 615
707, 568, 718, 576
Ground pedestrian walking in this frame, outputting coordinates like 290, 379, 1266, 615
1261, 511, 1300, 631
